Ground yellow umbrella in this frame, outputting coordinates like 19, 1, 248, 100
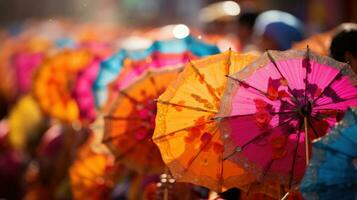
9, 95, 45, 150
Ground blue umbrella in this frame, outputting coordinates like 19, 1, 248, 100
92, 35, 220, 108
300, 107, 357, 200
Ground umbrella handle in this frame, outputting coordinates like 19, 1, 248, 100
304, 117, 309, 165
281, 192, 290, 200
164, 169, 168, 200
162, 167, 170, 200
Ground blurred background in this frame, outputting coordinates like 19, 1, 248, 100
1, 0, 356, 32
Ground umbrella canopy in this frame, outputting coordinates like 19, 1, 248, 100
72, 42, 113, 123
72, 57, 101, 123
33, 50, 92, 122
93, 35, 220, 108
300, 107, 357, 200
70, 135, 123, 200
217, 48, 357, 188
8, 95, 45, 150
12, 50, 45, 94
105, 51, 193, 111
104, 68, 180, 174
0, 38, 25, 107
292, 30, 334, 56
153, 51, 258, 192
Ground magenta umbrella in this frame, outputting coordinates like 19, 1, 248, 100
72, 42, 113, 123
217, 48, 357, 189
12, 51, 44, 93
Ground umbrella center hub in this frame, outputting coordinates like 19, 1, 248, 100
298, 102, 312, 117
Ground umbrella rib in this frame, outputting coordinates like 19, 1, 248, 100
313, 108, 343, 111
188, 60, 220, 102
148, 72, 160, 96
225, 75, 268, 96
314, 95, 357, 108
311, 69, 345, 105
114, 135, 150, 161
303, 46, 311, 104
214, 111, 295, 120
142, 139, 161, 173
225, 75, 295, 107
266, 50, 295, 95
155, 99, 217, 114
288, 120, 303, 189
183, 125, 220, 174
118, 90, 153, 111
102, 125, 146, 143
104, 116, 145, 121
225, 48, 232, 75
118, 90, 140, 104
218, 150, 224, 192
307, 117, 323, 137
152, 120, 215, 142
224, 117, 296, 160
261, 159, 275, 181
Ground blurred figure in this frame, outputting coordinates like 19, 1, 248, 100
237, 11, 259, 52
254, 10, 304, 51
330, 23, 357, 73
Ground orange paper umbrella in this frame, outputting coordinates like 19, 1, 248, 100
70, 135, 123, 200
153, 50, 258, 192
0, 38, 23, 109
292, 30, 334, 56
104, 68, 180, 174
105, 51, 192, 111
33, 50, 92, 122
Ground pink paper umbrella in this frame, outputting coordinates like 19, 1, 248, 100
72, 58, 101, 123
12, 51, 44, 93
73, 42, 113, 123
217, 48, 357, 189
105, 51, 194, 110
112, 51, 193, 90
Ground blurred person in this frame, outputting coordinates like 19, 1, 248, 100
330, 23, 357, 73
253, 10, 304, 51
237, 11, 259, 52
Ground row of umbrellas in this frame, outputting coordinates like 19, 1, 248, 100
0, 19, 356, 200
